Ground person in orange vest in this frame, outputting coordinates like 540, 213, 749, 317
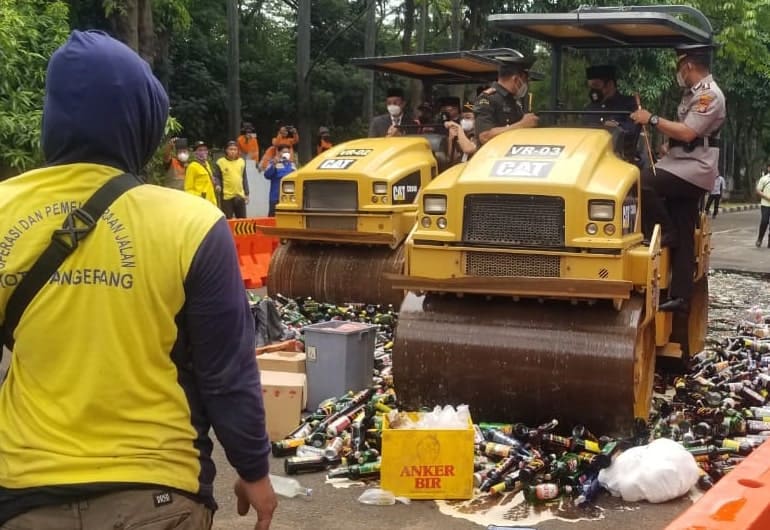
184, 140, 221, 207
317, 126, 333, 155
237, 122, 259, 161
162, 137, 189, 190
260, 125, 299, 170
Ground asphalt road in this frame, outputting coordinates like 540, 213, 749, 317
0, 208, 763, 530
210, 209, 768, 530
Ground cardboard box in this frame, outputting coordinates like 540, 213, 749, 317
257, 351, 306, 374
380, 413, 475, 500
260, 370, 307, 441
255, 339, 303, 355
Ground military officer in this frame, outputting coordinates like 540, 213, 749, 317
474, 57, 539, 145
631, 44, 726, 313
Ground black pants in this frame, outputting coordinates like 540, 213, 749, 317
705, 194, 721, 217
758, 206, 770, 245
641, 167, 705, 301
268, 200, 278, 217
222, 196, 247, 219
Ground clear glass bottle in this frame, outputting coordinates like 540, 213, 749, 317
270, 474, 312, 498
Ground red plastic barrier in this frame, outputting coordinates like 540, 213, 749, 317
228, 217, 279, 289
665, 439, 770, 530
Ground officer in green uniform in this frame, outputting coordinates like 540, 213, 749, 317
631, 44, 726, 313
474, 56, 539, 145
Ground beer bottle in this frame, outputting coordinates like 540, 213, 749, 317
518, 457, 546, 485
721, 438, 754, 456
482, 442, 513, 459
285, 455, 341, 475
323, 436, 345, 459
540, 434, 572, 452
480, 454, 520, 492
577, 451, 610, 470
523, 483, 563, 503
489, 470, 521, 495
479, 422, 514, 435
271, 437, 305, 458
327, 461, 381, 480
485, 429, 524, 450
571, 438, 601, 454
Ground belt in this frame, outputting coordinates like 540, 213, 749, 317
669, 136, 721, 151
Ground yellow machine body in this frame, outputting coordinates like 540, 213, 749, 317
262, 137, 438, 305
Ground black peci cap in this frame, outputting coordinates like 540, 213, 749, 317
386, 87, 405, 99
586, 65, 617, 82
498, 56, 535, 78
437, 96, 461, 109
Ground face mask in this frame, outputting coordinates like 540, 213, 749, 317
514, 78, 529, 100
676, 71, 688, 88
281, 152, 291, 161
177, 152, 189, 163
589, 88, 604, 103
461, 118, 474, 132
387, 104, 402, 117
248, 133, 256, 138
195, 150, 208, 162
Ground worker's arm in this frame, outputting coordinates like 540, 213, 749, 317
242, 163, 250, 197
184, 217, 270, 481
445, 121, 477, 156
477, 115, 539, 145
633, 90, 722, 143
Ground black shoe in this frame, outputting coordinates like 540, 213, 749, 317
661, 234, 679, 249
756, 240, 762, 248
659, 297, 690, 313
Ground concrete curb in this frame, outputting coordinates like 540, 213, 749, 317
719, 204, 760, 214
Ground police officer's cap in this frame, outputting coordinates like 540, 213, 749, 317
498, 56, 534, 78
386, 87, 405, 99
675, 44, 714, 65
193, 140, 208, 150
463, 101, 474, 112
437, 96, 461, 110
586, 65, 617, 82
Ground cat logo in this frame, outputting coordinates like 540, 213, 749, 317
492, 160, 554, 178
393, 185, 406, 202
318, 158, 355, 170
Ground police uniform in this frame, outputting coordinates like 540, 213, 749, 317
473, 57, 533, 143
641, 44, 726, 311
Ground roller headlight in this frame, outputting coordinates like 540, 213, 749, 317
589, 200, 615, 221
586, 223, 598, 235
423, 195, 447, 215
373, 182, 387, 195
282, 181, 295, 194
437, 217, 448, 229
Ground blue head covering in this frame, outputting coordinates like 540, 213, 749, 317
41, 30, 169, 175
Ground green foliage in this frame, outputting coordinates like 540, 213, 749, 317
144, 116, 184, 185
0, 0, 70, 175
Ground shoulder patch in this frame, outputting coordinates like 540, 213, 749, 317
475, 97, 490, 107
695, 93, 714, 113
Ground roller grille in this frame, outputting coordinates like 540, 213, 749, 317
465, 252, 560, 278
462, 194, 565, 247
304, 180, 358, 211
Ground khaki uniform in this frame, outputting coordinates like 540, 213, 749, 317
656, 74, 726, 190
473, 82, 524, 143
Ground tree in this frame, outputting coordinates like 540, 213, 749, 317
0, 0, 70, 178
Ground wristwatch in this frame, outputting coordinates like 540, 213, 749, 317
649, 115, 660, 128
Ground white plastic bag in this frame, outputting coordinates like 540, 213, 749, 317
357, 488, 410, 506
598, 438, 700, 503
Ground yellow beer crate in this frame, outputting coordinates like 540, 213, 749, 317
380, 412, 475, 500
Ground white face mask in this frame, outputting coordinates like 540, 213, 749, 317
514, 78, 529, 100
676, 71, 687, 88
387, 104, 402, 117
281, 152, 291, 161
461, 118, 474, 132
177, 152, 189, 163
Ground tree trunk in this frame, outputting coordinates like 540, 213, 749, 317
401, 0, 415, 54
297, 0, 312, 164
109, 0, 139, 52
416, 0, 427, 53
363, 0, 377, 124
451, 0, 461, 51
227, 0, 241, 139
137, 0, 155, 66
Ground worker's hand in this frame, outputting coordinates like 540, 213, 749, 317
631, 109, 651, 125
234, 476, 277, 530
445, 121, 459, 138
659, 143, 669, 156
245, 196, 250, 204
604, 119, 619, 128
386, 125, 401, 137
519, 113, 539, 128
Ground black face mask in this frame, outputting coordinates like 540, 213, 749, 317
589, 88, 604, 103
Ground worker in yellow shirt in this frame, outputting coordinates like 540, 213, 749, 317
184, 140, 220, 207
217, 141, 250, 218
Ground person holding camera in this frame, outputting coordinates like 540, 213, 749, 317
237, 122, 260, 161
264, 145, 296, 216
444, 101, 478, 163
260, 125, 299, 170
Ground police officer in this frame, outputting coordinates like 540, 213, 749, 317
631, 44, 726, 312
474, 57, 539, 145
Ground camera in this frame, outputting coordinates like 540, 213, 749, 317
285, 126, 296, 138
440, 112, 450, 123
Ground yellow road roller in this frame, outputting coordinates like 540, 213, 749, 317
261, 49, 533, 305
389, 5, 715, 435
